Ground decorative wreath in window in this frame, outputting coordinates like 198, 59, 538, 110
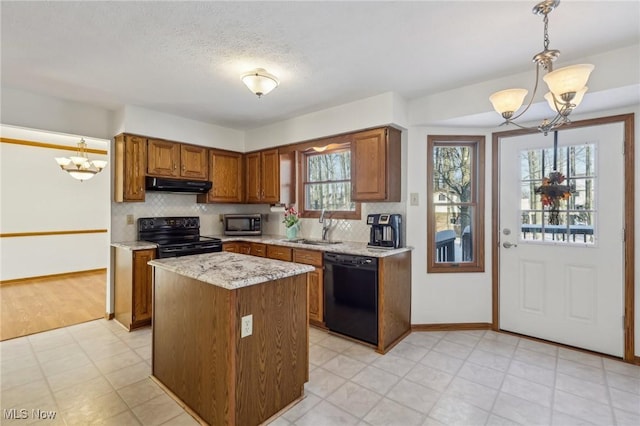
535, 172, 576, 225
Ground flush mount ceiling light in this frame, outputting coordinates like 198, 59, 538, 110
241, 68, 279, 98
54, 138, 107, 182
489, 1, 594, 135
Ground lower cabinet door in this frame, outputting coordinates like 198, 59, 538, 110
308, 267, 323, 324
132, 249, 155, 324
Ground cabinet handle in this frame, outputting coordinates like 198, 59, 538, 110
182, 164, 186, 172
173, 162, 177, 170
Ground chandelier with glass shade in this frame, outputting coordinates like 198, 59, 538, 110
489, 1, 594, 135
54, 138, 107, 181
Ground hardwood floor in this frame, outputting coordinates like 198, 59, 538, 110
0, 270, 106, 341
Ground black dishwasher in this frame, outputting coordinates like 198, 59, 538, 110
323, 252, 378, 345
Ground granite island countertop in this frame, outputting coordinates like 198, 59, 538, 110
204, 234, 412, 258
148, 251, 314, 290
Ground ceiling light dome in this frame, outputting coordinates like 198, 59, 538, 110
241, 68, 279, 98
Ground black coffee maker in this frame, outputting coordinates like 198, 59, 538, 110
367, 214, 403, 249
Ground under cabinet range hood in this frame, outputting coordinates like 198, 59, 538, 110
145, 177, 212, 194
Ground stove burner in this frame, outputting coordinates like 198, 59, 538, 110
138, 217, 222, 258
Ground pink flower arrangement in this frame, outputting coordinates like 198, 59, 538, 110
282, 207, 299, 228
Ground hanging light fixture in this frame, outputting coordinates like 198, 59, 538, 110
241, 68, 279, 98
489, 1, 594, 135
54, 138, 107, 182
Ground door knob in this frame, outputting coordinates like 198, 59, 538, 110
503, 241, 518, 249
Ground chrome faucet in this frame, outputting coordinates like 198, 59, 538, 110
319, 208, 332, 240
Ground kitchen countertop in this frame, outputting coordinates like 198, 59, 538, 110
111, 241, 158, 251
148, 251, 314, 290
205, 234, 412, 258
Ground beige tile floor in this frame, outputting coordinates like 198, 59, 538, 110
1, 319, 639, 425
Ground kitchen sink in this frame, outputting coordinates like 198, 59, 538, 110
284, 238, 342, 245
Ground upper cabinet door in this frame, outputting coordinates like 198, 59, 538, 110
261, 148, 280, 203
180, 144, 208, 180
245, 151, 262, 203
147, 139, 179, 177
114, 134, 147, 202
351, 127, 401, 202
205, 149, 244, 203
124, 135, 147, 201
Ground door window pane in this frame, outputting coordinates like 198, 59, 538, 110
519, 143, 596, 245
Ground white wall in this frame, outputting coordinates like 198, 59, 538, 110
0, 125, 110, 281
245, 92, 408, 150
406, 126, 494, 324
408, 44, 640, 127
1, 87, 114, 139
116, 105, 244, 151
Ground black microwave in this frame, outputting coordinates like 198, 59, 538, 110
223, 214, 262, 236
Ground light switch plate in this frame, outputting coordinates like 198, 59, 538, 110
410, 193, 419, 206
241, 314, 253, 338
126, 214, 134, 225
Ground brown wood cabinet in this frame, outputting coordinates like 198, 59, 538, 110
153, 268, 308, 426
250, 242, 267, 257
351, 127, 401, 202
246, 148, 280, 203
114, 247, 155, 330
293, 249, 324, 326
222, 242, 251, 254
180, 144, 208, 179
114, 134, 147, 202
147, 139, 179, 177
147, 139, 208, 180
266, 245, 292, 262
377, 251, 412, 353
197, 149, 244, 203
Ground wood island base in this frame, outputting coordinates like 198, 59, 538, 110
152, 268, 309, 426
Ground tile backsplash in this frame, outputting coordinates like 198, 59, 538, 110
111, 193, 406, 245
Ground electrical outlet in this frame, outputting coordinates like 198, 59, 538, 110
410, 193, 419, 206
126, 214, 134, 225
241, 314, 253, 338
219, 214, 224, 222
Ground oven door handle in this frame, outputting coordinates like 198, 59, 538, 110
162, 247, 187, 253
194, 243, 221, 250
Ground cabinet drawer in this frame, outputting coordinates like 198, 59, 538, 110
223, 242, 239, 253
293, 249, 323, 267
267, 245, 292, 262
250, 243, 267, 257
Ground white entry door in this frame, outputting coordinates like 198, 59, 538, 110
499, 123, 625, 357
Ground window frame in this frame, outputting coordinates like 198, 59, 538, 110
427, 135, 485, 273
297, 144, 361, 220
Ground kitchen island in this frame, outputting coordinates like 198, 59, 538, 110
149, 252, 314, 426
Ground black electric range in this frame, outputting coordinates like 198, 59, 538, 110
138, 217, 222, 258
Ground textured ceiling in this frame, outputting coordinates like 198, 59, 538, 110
1, 1, 639, 130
